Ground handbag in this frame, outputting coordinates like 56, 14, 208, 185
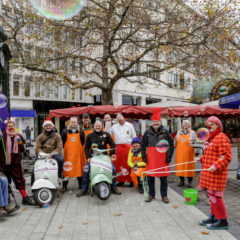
237, 166, 240, 180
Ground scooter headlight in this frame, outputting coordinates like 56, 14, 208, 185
91, 143, 98, 151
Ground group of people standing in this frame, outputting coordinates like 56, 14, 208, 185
0, 109, 232, 230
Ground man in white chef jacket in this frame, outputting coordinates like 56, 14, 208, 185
108, 114, 136, 187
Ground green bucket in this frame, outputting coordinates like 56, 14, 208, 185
184, 189, 198, 205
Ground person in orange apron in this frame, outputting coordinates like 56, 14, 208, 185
141, 108, 174, 203
61, 116, 85, 192
109, 114, 136, 187
81, 113, 93, 165
127, 137, 146, 193
174, 120, 196, 187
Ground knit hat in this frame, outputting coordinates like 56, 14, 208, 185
206, 116, 223, 130
43, 119, 54, 128
152, 108, 161, 121
4, 118, 15, 125
82, 113, 90, 118
131, 137, 141, 145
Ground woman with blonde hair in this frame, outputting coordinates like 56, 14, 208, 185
174, 120, 196, 187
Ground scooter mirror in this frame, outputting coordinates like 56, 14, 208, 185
91, 143, 98, 150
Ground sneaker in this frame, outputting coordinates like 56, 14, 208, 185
112, 188, 121, 195
199, 214, 217, 226
0, 207, 7, 216
22, 196, 35, 206
206, 219, 229, 230
76, 190, 88, 197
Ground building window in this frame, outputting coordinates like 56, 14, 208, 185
53, 85, 59, 99
24, 76, 31, 97
79, 89, 83, 100
71, 88, 75, 100
146, 98, 162, 105
168, 72, 179, 88
35, 82, 40, 97
63, 85, 68, 99
123, 60, 138, 74
45, 85, 50, 98
13, 75, 21, 96
147, 65, 160, 80
122, 95, 140, 105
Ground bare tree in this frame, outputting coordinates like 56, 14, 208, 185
1, 0, 239, 104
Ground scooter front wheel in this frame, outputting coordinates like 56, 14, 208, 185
95, 182, 111, 200
33, 188, 56, 206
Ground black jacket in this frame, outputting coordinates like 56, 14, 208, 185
85, 130, 115, 159
61, 128, 85, 147
141, 125, 174, 163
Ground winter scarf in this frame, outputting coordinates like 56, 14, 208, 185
6, 129, 19, 165
208, 128, 222, 143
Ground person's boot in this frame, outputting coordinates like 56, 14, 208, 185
112, 188, 122, 195
0, 207, 7, 216
162, 196, 169, 204
61, 186, 67, 193
206, 219, 229, 230
3, 204, 20, 214
138, 183, 144, 194
187, 180, 193, 188
178, 178, 184, 187
199, 214, 217, 226
22, 196, 35, 205
76, 190, 88, 197
145, 195, 155, 203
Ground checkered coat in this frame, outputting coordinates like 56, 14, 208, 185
199, 132, 232, 191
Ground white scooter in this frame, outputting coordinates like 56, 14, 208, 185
31, 153, 60, 206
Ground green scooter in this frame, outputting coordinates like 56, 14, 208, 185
90, 144, 115, 200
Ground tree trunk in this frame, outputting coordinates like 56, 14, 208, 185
102, 89, 112, 105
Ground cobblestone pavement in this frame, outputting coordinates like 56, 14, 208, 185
169, 173, 240, 240
0, 177, 237, 240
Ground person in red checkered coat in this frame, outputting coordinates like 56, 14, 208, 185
198, 116, 232, 230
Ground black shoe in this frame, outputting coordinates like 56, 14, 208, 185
206, 219, 229, 230
187, 181, 193, 188
117, 182, 124, 187
22, 196, 35, 206
178, 180, 184, 187
138, 187, 144, 194
128, 182, 134, 188
199, 214, 217, 226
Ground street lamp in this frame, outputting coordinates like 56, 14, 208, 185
0, 26, 12, 111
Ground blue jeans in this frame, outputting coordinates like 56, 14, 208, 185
82, 162, 117, 191
52, 154, 64, 178
0, 177, 8, 207
147, 176, 168, 198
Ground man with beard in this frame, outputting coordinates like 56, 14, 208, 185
141, 108, 174, 203
61, 116, 85, 192
76, 121, 121, 197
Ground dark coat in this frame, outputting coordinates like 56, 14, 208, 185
84, 130, 115, 159
0, 131, 25, 174
141, 125, 174, 163
61, 128, 85, 147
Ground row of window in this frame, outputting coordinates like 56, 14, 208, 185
11, 75, 83, 101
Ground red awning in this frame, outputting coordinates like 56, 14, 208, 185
49, 105, 240, 120
49, 105, 169, 120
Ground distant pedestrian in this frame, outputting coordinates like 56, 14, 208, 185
174, 120, 196, 187
198, 116, 231, 230
25, 126, 31, 142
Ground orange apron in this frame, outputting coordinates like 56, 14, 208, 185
82, 124, 93, 164
63, 132, 84, 177
130, 155, 146, 189
175, 133, 195, 177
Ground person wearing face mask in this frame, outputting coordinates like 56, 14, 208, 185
174, 120, 197, 187
36, 119, 63, 179
61, 117, 85, 192
108, 114, 136, 187
141, 108, 174, 203
127, 137, 146, 194
198, 116, 231, 230
0, 118, 34, 205
76, 121, 121, 197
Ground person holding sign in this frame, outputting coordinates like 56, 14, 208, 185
141, 108, 174, 203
